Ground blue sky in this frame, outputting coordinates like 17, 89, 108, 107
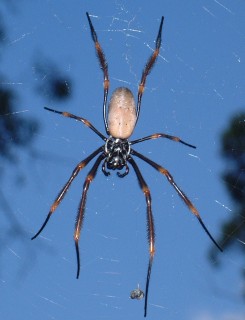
1, 1, 245, 319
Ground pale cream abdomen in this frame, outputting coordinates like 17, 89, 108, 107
108, 87, 137, 139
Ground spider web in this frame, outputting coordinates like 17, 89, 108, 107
0, 1, 244, 320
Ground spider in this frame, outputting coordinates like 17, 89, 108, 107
32, 13, 223, 317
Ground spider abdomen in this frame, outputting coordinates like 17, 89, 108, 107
108, 87, 137, 139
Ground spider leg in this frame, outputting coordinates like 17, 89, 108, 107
131, 133, 196, 149
74, 153, 106, 279
136, 16, 164, 122
86, 12, 110, 135
128, 156, 155, 317
131, 149, 223, 252
44, 107, 106, 141
31, 146, 104, 240
145, 255, 153, 317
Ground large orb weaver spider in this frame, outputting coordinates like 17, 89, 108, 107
32, 12, 223, 317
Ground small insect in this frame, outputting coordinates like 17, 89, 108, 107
32, 13, 223, 317
130, 285, 144, 300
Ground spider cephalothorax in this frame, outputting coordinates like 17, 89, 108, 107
103, 136, 131, 177
32, 12, 222, 317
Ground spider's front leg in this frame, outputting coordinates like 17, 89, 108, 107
74, 153, 105, 279
31, 147, 103, 240
131, 149, 223, 252
128, 156, 155, 318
